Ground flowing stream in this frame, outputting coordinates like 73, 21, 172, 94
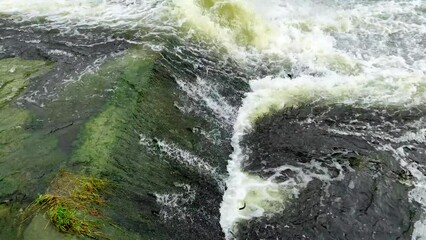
0, 0, 426, 239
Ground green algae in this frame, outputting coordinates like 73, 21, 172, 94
0, 58, 71, 240
71, 48, 205, 177
43, 56, 127, 126
70, 50, 157, 172
23, 214, 81, 240
16, 49, 172, 239
14, 46, 227, 239
60, 47, 223, 239
0, 58, 52, 107
0, 114, 65, 199
0, 57, 62, 200
0, 27, 231, 239
0, 203, 25, 240
8, 49, 166, 239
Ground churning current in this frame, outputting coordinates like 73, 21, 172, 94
0, 0, 425, 239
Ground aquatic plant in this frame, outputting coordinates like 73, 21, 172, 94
25, 171, 108, 239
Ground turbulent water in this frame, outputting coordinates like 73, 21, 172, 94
1, 0, 426, 239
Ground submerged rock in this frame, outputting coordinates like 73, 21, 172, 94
0, 59, 62, 198
0, 57, 68, 239
0, 58, 51, 107
24, 214, 80, 240
237, 105, 424, 239
67, 47, 228, 239
0, 14, 248, 238
20, 44, 247, 239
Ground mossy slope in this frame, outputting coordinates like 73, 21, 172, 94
21, 46, 228, 239
0, 58, 68, 239
69, 49, 184, 239
66, 47, 225, 239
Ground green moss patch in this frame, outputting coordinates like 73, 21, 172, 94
70, 50, 157, 173
15, 46, 228, 239
0, 58, 52, 108
42, 54, 132, 126
0, 58, 62, 199
0, 57, 70, 239
67, 47, 222, 239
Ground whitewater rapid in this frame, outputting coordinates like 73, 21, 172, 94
1, 0, 426, 239
210, 0, 426, 239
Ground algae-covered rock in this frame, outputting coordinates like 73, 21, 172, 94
42, 53, 134, 131
1, 19, 234, 238
24, 214, 81, 240
15, 49, 174, 239
0, 58, 65, 200
62, 47, 226, 239
10, 44, 232, 239
0, 58, 69, 239
0, 58, 51, 108
67, 49, 177, 239
0, 106, 65, 201
0, 204, 19, 240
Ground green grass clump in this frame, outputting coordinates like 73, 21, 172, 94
26, 171, 108, 239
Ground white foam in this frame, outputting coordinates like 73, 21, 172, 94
218, 0, 426, 238
48, 49, 74, 58
3, 0, 426, 237
413, 219, 426, 240
156, 183, 197, 220
176, 77, 237, 125
139, 134, 225, 190
399, 129, 426, 144
156, 139, 217, 176
0, 0, 168, 34
219, 71, 426, 237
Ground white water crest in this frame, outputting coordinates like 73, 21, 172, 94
217, 0, 426, 238
139, 134, 226, 190
176, 77, 237, 125
2, 0, 426, 238
0, 0, 169, 34
156, 183, 197, 221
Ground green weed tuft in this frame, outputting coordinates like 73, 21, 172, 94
25, 171, 108, 239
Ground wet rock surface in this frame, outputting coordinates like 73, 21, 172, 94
238, 105, 425, 239
0, 16, 249, 239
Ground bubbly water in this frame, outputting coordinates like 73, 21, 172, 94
1, 0, 425, 239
